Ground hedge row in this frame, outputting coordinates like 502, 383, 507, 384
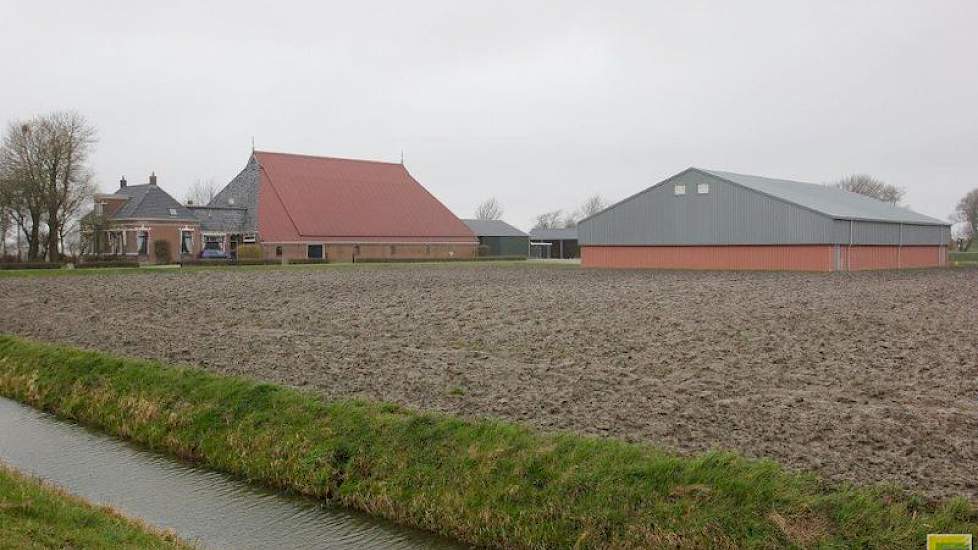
75, 261, 139, 269
353, 255, 527, 264
0, 262, 65, 270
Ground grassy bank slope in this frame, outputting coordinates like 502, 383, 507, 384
0, 335, 974, 548
0, 463, 191, 549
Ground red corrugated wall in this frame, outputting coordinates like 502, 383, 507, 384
583, 245, 948, 271
581, 245, 835, 271
841, 245, 947, 270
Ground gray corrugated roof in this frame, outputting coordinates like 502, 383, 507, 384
110, 184, 197, 221
530, 227, 578, 240
461, 219, 528, 237
700, 169, 948, 226
188, 206, 249, 232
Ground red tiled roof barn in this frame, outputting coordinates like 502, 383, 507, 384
209, 151, 477, 262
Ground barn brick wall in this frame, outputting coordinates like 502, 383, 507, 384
261, 242, 477, 262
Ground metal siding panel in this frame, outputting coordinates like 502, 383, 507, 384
579, 172, 837, 246
844, 246, 946, 270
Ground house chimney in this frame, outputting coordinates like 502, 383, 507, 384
120, 176, 127, 189
149, 172, 157, 185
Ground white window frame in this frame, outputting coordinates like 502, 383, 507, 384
697, 183, 710, 194
674, 184, 686, 196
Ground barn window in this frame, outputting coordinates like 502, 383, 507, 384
674, 184, 686, 195
275, 246, 283, 257
697, 183, 710, 194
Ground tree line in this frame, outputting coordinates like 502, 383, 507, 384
473, 195, 609, 230
0, 111, 97, 261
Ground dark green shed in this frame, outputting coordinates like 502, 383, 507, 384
462, 219, 529, 258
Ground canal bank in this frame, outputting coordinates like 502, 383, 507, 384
0, 334, 975, 548
0, 397, 459, 549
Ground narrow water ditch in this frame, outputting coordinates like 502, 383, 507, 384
0, 397, 464, 549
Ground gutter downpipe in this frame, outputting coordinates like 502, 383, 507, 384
898, 223, 903, 269
848, 219, 853, 272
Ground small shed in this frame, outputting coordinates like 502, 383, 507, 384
461, 219, 529, 257
529, 227, 579, 259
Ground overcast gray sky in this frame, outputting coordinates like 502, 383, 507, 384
3, 1, 976, 230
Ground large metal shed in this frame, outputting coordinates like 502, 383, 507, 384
578, 168, 950, 271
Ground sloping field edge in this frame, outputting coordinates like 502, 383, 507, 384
0, 335, 975, 548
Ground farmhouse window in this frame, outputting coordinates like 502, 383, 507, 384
307, 244, 323, 259
275, 246, 282, 257
136, 231, 149, 255
204, 235, 223, 251
674, 184, 686, 195
180, 231, 193, 255
697, 183, 710, 194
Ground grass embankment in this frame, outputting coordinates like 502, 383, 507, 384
0, 336, 975, 548
0, 462, 191, 549
950, 251, 978, 267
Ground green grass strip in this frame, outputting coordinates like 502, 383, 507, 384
0, 335, 975, 548
0, 462, 192, 549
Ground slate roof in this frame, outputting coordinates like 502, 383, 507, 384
253, 151, 476, 242
700, 169, 948, 226
530, 227, 578, 241
109, 183, 197, 221
187, 206, 250, 232
207, 155, 260, 231
461, 219, 528, 237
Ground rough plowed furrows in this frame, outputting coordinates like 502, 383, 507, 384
3, 266, 977, 500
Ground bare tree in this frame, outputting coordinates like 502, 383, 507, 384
58, 175, 96, 257
533, 209, 564, 230
563, 194, 608, 228
834, 174, 904, 205
952, 188, 978, 250
0, 204, 9, 258
474, 197, 504, 220
185, 178, 219, 206
0, 125, 45, 260
0, 112, 96, 261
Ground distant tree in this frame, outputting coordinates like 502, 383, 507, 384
185, 178, 219, 206
475, 197, 504, 220
834, 174, 904, 205
533, 210, 564, 230
562, 194, 608, 228
952, 188, 978, 250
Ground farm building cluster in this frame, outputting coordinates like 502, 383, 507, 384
82, 153, 950, 271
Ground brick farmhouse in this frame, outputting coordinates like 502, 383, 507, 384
83, 151, 477, 263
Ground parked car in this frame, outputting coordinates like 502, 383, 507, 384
200, 248, 228, 259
